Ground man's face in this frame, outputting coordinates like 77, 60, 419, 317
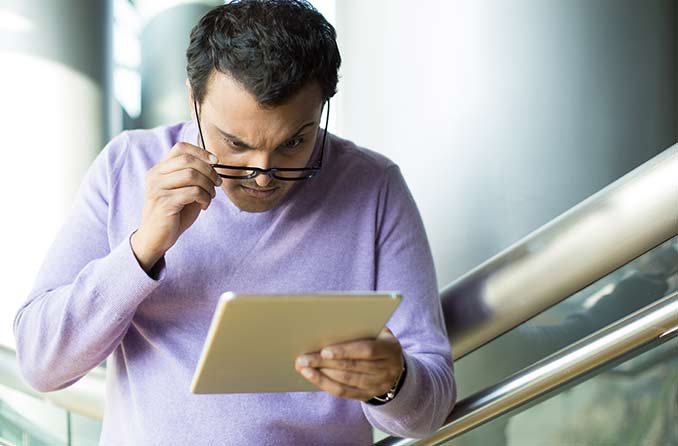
194, 72, 324, 212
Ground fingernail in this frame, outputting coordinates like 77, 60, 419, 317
296, 356, 310, 367
321, 349, 334, 359
217, 177, 223, 185
208, 153, 218, 163
301, 368, 314, 379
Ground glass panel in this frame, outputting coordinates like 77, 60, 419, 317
450, 336, 678, 446
70, 411, 102, 446
0, 384, 67, 446
0, 384, 102, 446
447, 235, 678, 446
455, 235, 678, 399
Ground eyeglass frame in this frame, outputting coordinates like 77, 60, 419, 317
193, 99, 330, 181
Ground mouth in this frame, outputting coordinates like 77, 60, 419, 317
240, 185, 278, 198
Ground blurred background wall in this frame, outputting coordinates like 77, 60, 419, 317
0, 0, 676, 350
335, 0, 678, 286
0, 0, 112, 348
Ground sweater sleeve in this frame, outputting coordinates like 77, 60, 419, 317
361, 165, 456, 438
13, 133, 164, 393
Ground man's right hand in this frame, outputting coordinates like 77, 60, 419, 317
131, 142, 222, 274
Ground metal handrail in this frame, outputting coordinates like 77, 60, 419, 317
441, 142, 678, 359
377, 291, 678, 446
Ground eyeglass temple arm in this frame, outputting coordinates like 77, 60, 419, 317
315, 99, 329, 169
194, 100, 208, 150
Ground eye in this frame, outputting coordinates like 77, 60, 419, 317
281, 137, 304, 151
224, 138, 248, 150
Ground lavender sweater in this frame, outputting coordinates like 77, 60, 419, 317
14, 122, 456, 445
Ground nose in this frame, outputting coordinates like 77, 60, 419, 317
250, 152, 273, 187
254, 173, 273, 187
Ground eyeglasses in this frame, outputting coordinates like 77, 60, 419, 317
194, 99, 329, 181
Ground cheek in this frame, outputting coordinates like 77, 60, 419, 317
277, 181, 295, 194
220, 181, 239, 196
229, 181, 248, 191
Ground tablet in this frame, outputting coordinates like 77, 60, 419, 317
190, 291, 401, 394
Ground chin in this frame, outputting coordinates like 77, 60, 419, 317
234, 200, 278, 213
227, 187, 285, 212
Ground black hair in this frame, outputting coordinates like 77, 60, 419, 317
186, 0, 341, 107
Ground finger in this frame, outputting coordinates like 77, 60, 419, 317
298, 367, 372, 401
168, 141, 219, 165
295, 355, 386, 375
166, 185, 213, 210
155, 168, 218, 198
320, 340, 392, 361
319, 368, 387, 393
157, 152, 222, 186
378, 327, 396, 340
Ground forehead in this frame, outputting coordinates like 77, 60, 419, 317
203, 71, 323, 134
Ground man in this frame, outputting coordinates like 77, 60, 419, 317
14, 1, 455, 444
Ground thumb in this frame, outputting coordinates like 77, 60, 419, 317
378, 327, 396, 340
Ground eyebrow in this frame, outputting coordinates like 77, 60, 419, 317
213, 121, 316, 150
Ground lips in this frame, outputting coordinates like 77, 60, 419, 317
240, 185, 278, 198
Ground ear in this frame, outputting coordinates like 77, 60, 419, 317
186, 79, 197, 121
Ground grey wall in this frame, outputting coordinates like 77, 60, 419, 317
335, 0, 678, 286
0, 0, 110, 348
140, 2, 217, 129
0, 0, 112, 144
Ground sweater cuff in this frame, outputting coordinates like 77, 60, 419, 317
91, 231, 166, 317
361, 352, 421, 422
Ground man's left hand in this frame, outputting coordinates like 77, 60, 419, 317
295, 328, 404, 401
